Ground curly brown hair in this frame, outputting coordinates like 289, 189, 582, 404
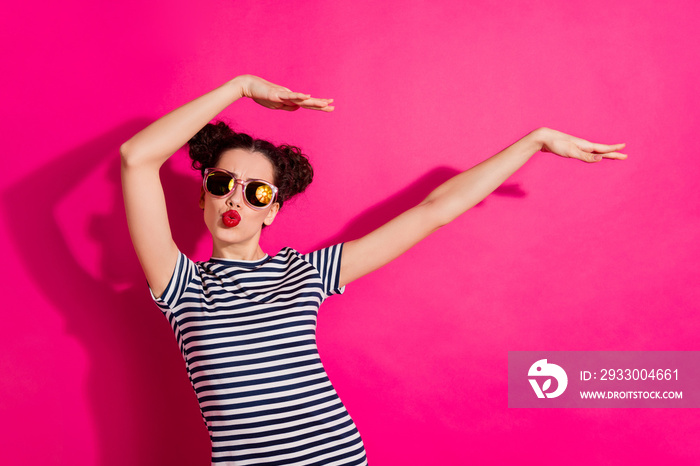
188, 121, 314, 209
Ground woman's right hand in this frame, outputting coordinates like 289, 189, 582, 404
235, 74, 334, 112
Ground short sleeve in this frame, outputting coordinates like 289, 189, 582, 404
299, 243, 345, 298
149, 251, 197, 311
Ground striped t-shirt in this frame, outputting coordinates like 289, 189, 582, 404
151, 244, 368, 466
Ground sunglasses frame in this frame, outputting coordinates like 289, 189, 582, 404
203, 168, 279, 210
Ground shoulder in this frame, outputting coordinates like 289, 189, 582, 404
298, 243, 344, 265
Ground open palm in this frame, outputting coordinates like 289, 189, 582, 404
238, 74, 334, 112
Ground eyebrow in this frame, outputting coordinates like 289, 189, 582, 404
218, 168, 271, 183
216, 168, 244, 179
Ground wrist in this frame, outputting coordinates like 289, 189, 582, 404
226, 75, 248, 100
528, 127, 551, 152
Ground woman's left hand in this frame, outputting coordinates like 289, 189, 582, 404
537, 127, 627, 163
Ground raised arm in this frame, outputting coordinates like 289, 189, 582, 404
339, 127, 627, 287
120, 75, 333, 297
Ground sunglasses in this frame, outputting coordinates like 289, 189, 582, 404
203, 168, 278, 209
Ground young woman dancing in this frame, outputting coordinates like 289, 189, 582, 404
121, 74, 626, 465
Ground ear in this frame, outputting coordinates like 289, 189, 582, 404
199, 187, 205, 209
263, 202, 280, 226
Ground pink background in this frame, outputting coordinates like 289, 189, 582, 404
2, 0, 699, 464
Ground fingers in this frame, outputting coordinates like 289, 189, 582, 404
302, 98, 334, 112
275, 89, 332, 104
590, 142, 627, 161
276, 90, 311, 101
280, 97, 335, 112
576, 138, 625, 153
306, 104, 335, 112
576, 149, 628, 163
574, 148, 602, 163
601, 151, 628, 160
574, 141, 627, 162
591, 142, 626, 154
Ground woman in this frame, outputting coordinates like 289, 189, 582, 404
121, 74, 626, 465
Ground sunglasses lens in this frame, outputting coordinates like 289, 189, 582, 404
206, 171, 234, 196
245, 182, 274, 207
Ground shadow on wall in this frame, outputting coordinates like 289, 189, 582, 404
2, 120, 210, 465
315, 165, 528, 249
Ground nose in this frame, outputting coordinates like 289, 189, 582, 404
226, 181, 244, 207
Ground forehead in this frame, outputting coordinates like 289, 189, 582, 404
216, 148, 274, 181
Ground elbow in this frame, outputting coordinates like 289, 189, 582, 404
120, 140, 136, 168
418, 195, 476, 229
119, 140, 151, 170
417, 199, 453, 230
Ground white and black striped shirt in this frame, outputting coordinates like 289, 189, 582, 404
152, 244, 368, 465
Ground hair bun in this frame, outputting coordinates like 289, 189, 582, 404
188, 122, 231, 173
274, 144, 314, 205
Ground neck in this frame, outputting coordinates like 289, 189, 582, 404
211, 238, 267, 261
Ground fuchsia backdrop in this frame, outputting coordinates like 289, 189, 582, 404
2, 0, 699, 464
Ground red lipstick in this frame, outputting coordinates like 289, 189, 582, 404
222, 210, 241, 227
